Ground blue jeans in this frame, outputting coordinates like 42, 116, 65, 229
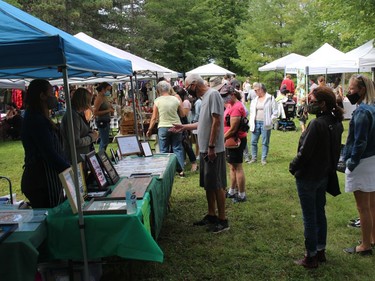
251, 121, 271, 161
98, 123, 110, 152
296, 177, 328, 257
158, 127, 185, 171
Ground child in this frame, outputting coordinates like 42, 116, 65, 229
297, 97, 308, 132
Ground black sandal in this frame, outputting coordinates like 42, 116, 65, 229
343, 246, 372, 256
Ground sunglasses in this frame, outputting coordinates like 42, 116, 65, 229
354, 74, 366, 88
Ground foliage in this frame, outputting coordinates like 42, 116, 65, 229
5, 0, 375, 85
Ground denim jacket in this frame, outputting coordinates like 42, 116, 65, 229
343, 103, 375, 171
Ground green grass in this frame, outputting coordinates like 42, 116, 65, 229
1, 120, 374, 281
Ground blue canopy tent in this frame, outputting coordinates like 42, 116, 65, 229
0, 1, 133, 279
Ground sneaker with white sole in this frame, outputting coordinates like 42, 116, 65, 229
248, 159, 257, 164
211, 219, 230, 233
232, 196, 247, 203
225, 191, 237, 199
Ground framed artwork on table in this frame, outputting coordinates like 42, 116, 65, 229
83, 198, 127, 215
116, 135, 141, 156
59, 167, 84, 214
109, 177, 152, 199
97, 151, 120, 185
116, 149, 122, 161
110, 148, 118, 164
78, 162, 87, 197
0, 224, 18, 243
140, 141, 153, 157
85, 151, 109, 190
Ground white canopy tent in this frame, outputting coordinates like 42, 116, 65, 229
74, 32, 179, 78
285, 43, 367, 75
345, 39, 374, 66
186, 62, 235, 77
258, 53, 305, 72
0, 79, 25, 90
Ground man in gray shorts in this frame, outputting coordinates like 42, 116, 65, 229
171, 74, 229, 233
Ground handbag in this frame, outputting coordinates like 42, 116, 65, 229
225, 137, 241, 149
325, 121, 342, 197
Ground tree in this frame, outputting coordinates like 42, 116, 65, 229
235, 0, 307, 89
143, 0, 216, 73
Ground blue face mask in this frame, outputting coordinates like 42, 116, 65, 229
104, 91, 111, 97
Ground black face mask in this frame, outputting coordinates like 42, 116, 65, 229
307, 104, 321, 115
347, 92, 361, 105
47, 96, 58, 109
187, 87, 197, 98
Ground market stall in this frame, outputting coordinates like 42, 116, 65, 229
45, 154, 176, 262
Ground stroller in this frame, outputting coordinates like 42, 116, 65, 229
277, 97, 297, 131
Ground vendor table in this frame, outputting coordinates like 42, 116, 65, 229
46, 154, 176, 263
0, 221, 47, 281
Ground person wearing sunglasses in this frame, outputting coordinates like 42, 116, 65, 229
290, 86, 344, 268
342, 74, 375, 256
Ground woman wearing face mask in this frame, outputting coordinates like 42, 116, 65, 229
289, 86, 343, 268
220, 85, 248, 203
342, 74, 375, 256
60, 88, 99, 163
93, 82, 114, 152
21, 79, 70, 208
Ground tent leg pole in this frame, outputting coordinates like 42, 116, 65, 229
62, 68, 90, 281
130, 76, 138, 137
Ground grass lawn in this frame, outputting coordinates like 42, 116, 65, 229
1, 120, 374, 281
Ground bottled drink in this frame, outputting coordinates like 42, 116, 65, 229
125, 183, 137, 214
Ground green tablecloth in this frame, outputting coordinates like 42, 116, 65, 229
46, 154, 176, 263
0, 221, 47, 281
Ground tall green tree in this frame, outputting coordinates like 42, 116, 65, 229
15, 0, 113, 34
143, 0, 215, 73
235, 0, 316, 89
309, 0, 375, 51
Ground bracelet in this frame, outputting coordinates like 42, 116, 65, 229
208, 145, 215, 149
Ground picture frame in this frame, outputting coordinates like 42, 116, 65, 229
78, 162, 87, 196
0, 223, 18, 243
59, 167, 84, 214
140, 141, 153, 157
85, 151, 109, 190
83, 198, 127, 215
110, 148, 118, 164
109, 177, 152, 200
116, 135, 141, 156
116, 149, 122, 161
97, 151, 120, 185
